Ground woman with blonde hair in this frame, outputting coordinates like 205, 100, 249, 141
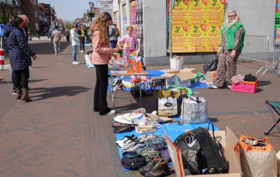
209, 10, 245, 89
90, 12, 119, 116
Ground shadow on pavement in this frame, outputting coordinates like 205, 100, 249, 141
257, 80, 271, 87
29, 42, 70, 55
30, 86, 91, 101
0, 79, 48, 85
208, 117, 219, 123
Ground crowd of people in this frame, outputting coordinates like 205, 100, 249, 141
1, 10, 245, 117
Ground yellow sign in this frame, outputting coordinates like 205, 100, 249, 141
170, 0, 225, 53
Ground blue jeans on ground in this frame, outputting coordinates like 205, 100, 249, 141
72, 45, 78, 62
80, 37, 85, 51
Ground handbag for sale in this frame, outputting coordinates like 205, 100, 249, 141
236, 135, 277, 177
158, 96, 177, 116
173, 123, 229, 174
180, 96, 207, 124
157, 87, 188, 114
203, 59, 218, 73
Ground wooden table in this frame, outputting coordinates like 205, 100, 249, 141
110, 71, 148, 111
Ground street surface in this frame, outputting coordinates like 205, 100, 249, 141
0, 40, 279, 177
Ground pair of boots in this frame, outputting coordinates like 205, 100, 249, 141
139, 156, 170, 177
16, 88, 32, 102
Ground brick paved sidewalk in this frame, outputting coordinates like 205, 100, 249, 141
0, 40, 279, 177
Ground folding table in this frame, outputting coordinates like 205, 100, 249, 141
110, 70, 148, 111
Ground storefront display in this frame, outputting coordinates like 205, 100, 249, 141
169, 0, 225, 53
130, 1, 137, 36
123, 4, 128, 35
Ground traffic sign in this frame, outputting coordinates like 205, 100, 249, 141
0, 24, 4, 36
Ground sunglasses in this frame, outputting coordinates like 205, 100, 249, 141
228, 15, 236, 18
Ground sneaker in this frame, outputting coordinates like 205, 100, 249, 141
12, 90, 17, 95
81, 51, 84, 53
120, 141, 139, 152
72, 61, 80, 65
59, 52, 61, 55
145, 159, 170, 177
55, 54, 57, 56
227, 85, 232, 89
139, 156, 160, 175
206, 82, 218, 89
125, 141, 146, 152
116, 135, 137, 147
105, 109, 116, 115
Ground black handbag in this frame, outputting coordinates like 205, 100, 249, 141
203, 59, 218, 73
173, 123, 229, 174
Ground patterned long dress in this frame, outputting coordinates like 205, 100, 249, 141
213, 27, 244, 87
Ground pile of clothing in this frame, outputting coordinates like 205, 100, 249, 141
231, 74, 257, 84
118, 134, 171, 177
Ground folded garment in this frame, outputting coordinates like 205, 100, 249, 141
244, 74, 257, 82
231, 74, 244, 84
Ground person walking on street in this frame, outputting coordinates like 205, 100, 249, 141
77, 26, 85, 53
90, 12, 119, 116
70, 24, 80, 65
209, 10, 246, 89
28, 29, 32, 40
108, 23, 119, 48
36, 28, 40, 40
4, 15, 39, 102
51, 26, 62, 56
64, 27, 70, 44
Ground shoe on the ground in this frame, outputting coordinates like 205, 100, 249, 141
206, 82, 218, 89
81, 51, 84, 53
118, 137, 139, 148
59, 53, 61, 55
22, 88, 32, 102
55, 54, 57, 56
0, 76, 3, 81
145, 159, 170, 177
139, 156, 161, 175
120, 140, 139, 152
12, 89, 17, 94
124, 141, 146, 152
105, 109, 116, 116
16, 88, 22, 99
72, 61, 80, 65
116, 135, 137, 147
227, 85, 232, 89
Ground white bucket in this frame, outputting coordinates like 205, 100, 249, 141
84, 55, 91, 65
170, 58, 182, 70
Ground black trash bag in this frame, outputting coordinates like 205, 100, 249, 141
203, 59, 218, 73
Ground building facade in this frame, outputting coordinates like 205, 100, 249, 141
113, 0, 276, 65
19, 0, 39, 34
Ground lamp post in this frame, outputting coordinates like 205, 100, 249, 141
88, 2, 94, 12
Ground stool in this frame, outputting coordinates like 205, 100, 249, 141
151, 77, 166, 92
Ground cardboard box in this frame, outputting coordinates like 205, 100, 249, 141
165, 127, 242, 177
161, 68, 195, 88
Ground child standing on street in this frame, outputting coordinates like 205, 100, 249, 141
118, 26, 139, 53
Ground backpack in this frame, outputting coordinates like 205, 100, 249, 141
115, 26, 120, 37
173, 123, 229, 174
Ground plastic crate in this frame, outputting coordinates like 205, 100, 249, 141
231, 80, 258, 93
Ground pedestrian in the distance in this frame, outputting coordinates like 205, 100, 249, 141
70, 24, 80, 65
77, 26, 85, 53
36, 28, 40, 40
64, 27, 70, 44
108, 22, 119, 48
4, 15, 39, 102
209, 10, 246, 89
90, 12, 119, 116
51, 26, 62, 56
28, 29, 32, 40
